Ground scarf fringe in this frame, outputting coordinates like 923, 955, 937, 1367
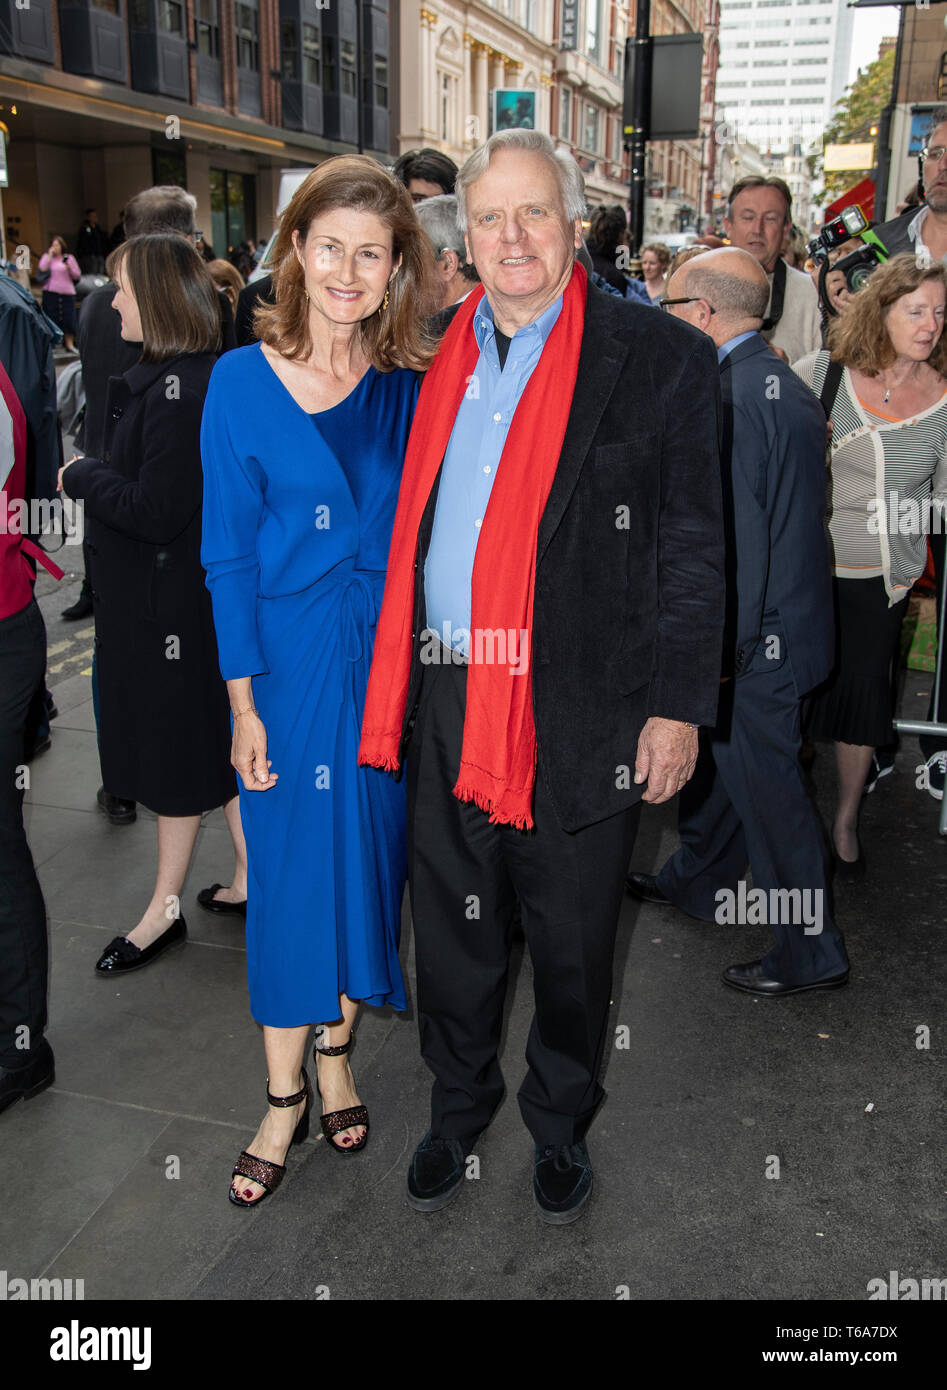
453, 777, 534, 831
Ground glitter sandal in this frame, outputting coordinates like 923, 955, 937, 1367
313, 1034, 370, 1155
229, 1068, 312, 1206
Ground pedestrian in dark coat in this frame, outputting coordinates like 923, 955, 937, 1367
60, 235, 245, 976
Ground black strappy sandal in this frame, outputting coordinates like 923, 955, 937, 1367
313, 1034, 370, 1155
229, 1068, 313, 1206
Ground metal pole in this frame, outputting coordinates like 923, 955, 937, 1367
627, 0, 652, 257
873, 4, 906, 221
893, 553, 947, 834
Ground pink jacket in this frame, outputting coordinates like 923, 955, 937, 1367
39, 251, 81, 295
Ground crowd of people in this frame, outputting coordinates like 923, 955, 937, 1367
3, 117, 947, 1226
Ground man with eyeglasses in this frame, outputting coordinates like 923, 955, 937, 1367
875, 110, 947, 265
629, 247, 850, 998
723, 175, 820, 364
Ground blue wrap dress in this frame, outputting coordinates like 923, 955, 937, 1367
200, 343, 418, 1026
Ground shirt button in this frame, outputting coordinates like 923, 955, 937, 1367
493, 412, 501, 422
483, 466, 491, 475
475, 519, 482, 528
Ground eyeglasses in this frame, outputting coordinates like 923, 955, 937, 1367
659, 297, 716, 314
922, 146, 947, 164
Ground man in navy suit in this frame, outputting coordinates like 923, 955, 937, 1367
627, 247, 850, 995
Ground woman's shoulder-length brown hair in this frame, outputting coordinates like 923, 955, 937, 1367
107, 234, 221, 362
828, 252, 947, 377
254, 154, 438, 371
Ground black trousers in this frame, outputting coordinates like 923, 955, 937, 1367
0, 598, 49, 1069
657, 631, 849, 985
406, 655, 641, 1147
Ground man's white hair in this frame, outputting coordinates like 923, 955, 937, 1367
455, 129, 586, 233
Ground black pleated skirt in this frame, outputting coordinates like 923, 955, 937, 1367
806, 576, 909, 747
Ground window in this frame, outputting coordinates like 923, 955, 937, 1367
559, 86, 571, 141
92, 0, 120, 11
440, 72, 453, 143
303, 24, 321, 86
197, 0, 220, 58
281, 19, 298, 81
585, 0, 600, 63
525, 0, 537, 31
158, 0, 183, 34
130, 0, 148, 24
373, 53, 387, 107
236, 3, 259, 71
795, 57, 827, 65
340, 37, 356, 96
583, 102, 599, 153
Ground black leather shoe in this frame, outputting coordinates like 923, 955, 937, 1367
197, 883, 247, 917
533, 1141, 593, 1225
95, 917, 187, 975
0, 1040, 55, 1117
625, 871, 671, 906
62, 588, 94, 622
722, 959, 850, 997
833, 850, 866, 883
406, 1131, 473, 1212
96, 786, 137, 825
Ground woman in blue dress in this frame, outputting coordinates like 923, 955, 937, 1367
200, 157, 435, 1205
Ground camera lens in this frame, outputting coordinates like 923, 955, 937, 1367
848, 264, 876, 293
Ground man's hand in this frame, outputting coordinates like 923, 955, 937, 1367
634, 717, 699, 804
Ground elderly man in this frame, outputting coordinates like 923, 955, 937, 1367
627, 248, 850, 996
415, 193, 480, 316
359, 130, 725, 1223
724, 176, 820, 363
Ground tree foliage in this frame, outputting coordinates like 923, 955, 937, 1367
808, 47, 895, 201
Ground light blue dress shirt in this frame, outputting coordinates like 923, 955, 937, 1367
716, 330, 758, 363
424, 292, 564, 655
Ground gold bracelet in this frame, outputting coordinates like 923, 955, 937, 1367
232, 706, 258, 719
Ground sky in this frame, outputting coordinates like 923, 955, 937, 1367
847, 4, 902, 85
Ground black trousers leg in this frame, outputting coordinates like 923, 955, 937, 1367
0, 599, 49, 1069
407, 659, 517, 1143
507, 768, 640, 1146
406, 655, 641, 1146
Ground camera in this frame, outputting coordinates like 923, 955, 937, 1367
808, 205, 889, 317
807, 205, 869, 265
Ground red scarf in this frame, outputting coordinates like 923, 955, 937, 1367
358, 262, 587, 829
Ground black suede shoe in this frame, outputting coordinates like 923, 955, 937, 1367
722, 959, 850, 996
95, 917, 187, 975
406, 1131, 474, 1213
96, 786, 137, 825
0, 1039, 55, 1117
197, 883, 247, 917
625, 872, 671, 906
533, 1141, 593, 1225
61, 587, 93, 622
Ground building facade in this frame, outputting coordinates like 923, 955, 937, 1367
0, 0, 391, 263
714, 0, 853, 177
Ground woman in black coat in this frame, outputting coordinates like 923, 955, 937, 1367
61, 235, 245, 973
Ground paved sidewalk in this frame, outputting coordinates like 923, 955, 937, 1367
5, 669, 945, 1301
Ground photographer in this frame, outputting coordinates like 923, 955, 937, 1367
875, 109, 947, 264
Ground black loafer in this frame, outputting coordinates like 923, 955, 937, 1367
722, 959, 850, 996
533, 1141, 593, 1225
96, 786, 137, 826
625, 872, 671, 906
197, 883, 247, 917
95, 917, 187, 975
0, 1039, 55, 1117
406, 1132, 474, 1213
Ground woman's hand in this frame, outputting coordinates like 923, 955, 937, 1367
48, 242, 61, 259
57, 454, 82, 493
232, 710, 278, 791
